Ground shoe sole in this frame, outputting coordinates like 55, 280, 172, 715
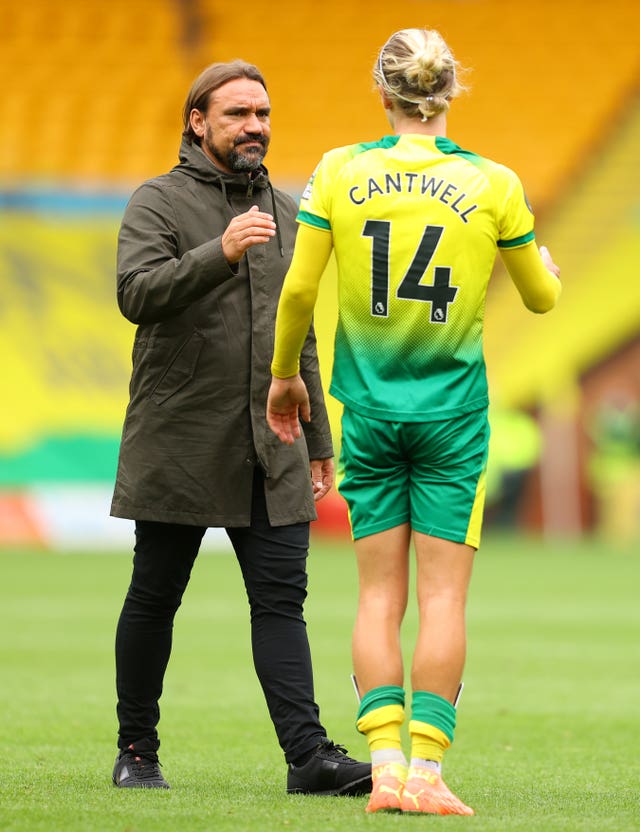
287, 774, 372, 796
366, 807, 402, 814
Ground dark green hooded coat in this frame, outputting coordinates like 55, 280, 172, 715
110, 138, 333, 527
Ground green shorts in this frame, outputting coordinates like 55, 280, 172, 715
337, 407, 489, 547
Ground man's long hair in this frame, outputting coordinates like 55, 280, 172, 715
182, 60, 267, 145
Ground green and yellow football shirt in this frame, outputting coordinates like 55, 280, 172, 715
297, 134, 535, 421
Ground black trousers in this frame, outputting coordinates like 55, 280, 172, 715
115, 469, 325, 763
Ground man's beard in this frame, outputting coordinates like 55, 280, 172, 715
204, 126, 269, 172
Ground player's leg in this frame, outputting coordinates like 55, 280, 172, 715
338, 409, 413, 811
339, 408, 412, 695
352, 525, 410, 693
412, 532, 474, 701
352, 525, 411, 812
400, 411, 488, 814
114, 520, 205, 788
399, 535, 476, 815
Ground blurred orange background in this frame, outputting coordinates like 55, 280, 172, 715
1, 0, 639, 546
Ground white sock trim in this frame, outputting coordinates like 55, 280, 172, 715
410, 757, 441, 773
371, 749, 408, 766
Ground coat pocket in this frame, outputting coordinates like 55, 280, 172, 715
151, 331, 205, 405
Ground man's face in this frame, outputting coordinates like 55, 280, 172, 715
192, 78, 271, 173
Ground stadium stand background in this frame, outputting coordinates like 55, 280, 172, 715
1, 0, 639, 547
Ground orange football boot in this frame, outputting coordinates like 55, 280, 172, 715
400, 766, 474, 815
365, 762, 408, 813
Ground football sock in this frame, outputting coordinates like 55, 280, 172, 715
357, 703, 405, 753
409, 690, 456, 768
409, 722, 450, 765
356, 685, 406, 760
372, 748, 408, 766
410, 757, 441, 773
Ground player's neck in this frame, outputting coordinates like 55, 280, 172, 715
394, 112, 447, 137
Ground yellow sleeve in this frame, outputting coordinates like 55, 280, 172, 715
271, 224, 333, 378
500, 242, 561, 313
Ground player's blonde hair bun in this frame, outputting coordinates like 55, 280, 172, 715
374, 28, 467, 122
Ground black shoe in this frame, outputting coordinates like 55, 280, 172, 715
112, 743, 170, 789
287, 738, 372, 796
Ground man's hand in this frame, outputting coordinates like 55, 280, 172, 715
266, 374, 311, 445
310, 458, 334, 502
222, 205, 276, 264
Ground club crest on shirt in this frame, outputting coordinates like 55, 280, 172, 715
523, 190, 534, 214
301, 167, 319, 202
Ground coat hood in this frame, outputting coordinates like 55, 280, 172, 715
173, 137, 283, 253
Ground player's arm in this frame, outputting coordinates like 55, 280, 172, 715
268, 224, 333, 445
500, 242, 561, 313
271, 224, 333, 378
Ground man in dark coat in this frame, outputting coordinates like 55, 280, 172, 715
110, 60, 371, 797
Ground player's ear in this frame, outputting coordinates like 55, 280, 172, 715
377, 85, 393, 111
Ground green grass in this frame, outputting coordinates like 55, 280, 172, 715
1, 534, 639, 831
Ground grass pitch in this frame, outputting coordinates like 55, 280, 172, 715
1, 533, 639, 831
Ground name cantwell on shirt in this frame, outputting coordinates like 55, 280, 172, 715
348, 172, 478, 223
